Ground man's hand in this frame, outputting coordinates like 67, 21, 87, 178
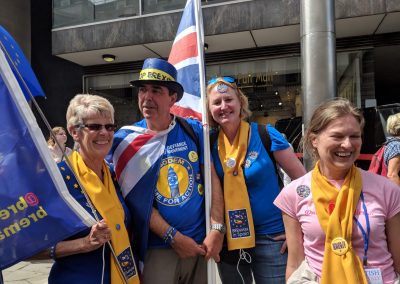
203, 229, 224, 262
171, 231, 206, 259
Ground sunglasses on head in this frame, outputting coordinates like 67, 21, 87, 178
207, 76, 236, 85
77, 124, 117, 132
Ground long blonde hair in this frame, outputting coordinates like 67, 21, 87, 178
47, 126, 66, 147
206, 77, 252, 126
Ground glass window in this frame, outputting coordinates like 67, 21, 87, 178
142, 0, 186, 14
337, 50, 369, 108
53, 0, 242, 28
206, 50, 372, 124
206, 57, 302, 126
53, 0, 95, 27
53, 0, 139, 28
83, 50, 374, 146
141, 0, 234, 15
84, 72, 142, 126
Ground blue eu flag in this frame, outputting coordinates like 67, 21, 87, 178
0, 25, 45, 100
0, 41, 94, 270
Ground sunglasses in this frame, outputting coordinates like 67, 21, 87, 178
77, 124, 117, 132
207, 76, 236, 85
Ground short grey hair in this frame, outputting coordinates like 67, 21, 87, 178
66, 94, 114, 134
387, 113, 400, 136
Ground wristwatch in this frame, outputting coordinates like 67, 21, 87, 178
211, 223, 226, 234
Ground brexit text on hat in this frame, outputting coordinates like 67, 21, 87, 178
139, 69, 174, 82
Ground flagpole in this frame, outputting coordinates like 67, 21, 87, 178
193, 0, 216, 283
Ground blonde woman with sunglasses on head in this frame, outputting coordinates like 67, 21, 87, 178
207, 77, 306, 284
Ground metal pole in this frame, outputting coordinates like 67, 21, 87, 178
300, 0, 336, 170
193, 0, 216, 283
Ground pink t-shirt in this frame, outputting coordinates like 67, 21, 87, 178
274, 169, 400, 284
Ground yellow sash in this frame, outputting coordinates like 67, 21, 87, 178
68, 151, 140, 284
218, 121, 255, 250
311, 162, 367, 284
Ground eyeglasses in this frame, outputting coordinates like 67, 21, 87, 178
76, 124, 117, 132
207, 76, 236, 85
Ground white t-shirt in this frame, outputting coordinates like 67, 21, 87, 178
48, 145, 72, 163
274, 169, 400, 283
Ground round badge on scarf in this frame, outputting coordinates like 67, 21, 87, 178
226, 157, 236, 168
331, 237, 349, 255
296, 185, 311, 198
217, 83, 228, 93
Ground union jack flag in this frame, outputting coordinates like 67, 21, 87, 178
111, 122, 175, 260
168, 0, 202, 120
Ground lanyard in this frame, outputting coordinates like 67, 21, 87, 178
353, 191, 370, 266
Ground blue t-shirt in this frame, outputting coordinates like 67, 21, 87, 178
212, 123, 289, 235
136, 118, 206, 248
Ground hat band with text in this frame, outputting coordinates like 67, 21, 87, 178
139, 68, 175, 81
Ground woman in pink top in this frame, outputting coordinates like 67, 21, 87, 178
274, 99, 400, 284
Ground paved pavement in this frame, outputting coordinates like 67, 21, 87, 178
3, 261, 223, 283
3, 261, 52, 284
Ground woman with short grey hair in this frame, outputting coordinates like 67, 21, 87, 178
47, 94, 139, 284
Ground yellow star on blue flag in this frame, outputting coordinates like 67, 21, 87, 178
0, 25, 45, 100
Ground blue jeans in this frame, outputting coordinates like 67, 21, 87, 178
217, 234, 287, 284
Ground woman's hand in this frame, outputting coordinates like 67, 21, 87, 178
272, 233, 287, 254
33, 219, 112, 260
82, 219, 111, 253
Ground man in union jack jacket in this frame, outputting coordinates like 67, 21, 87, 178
109, 58, 225, 284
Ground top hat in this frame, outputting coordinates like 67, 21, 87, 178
130, 58, 184, 101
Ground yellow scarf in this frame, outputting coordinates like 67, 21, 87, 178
68, 151, 140, 284
218, 121, 255, 250
311, 161, 367, 284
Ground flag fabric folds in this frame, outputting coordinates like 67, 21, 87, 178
168, 0, 202, 120
111, 123, 172, 260
0, 46, 94, 269
0, 25, 45, 100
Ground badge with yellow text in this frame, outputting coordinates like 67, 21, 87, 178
188, 151, 198, 162
331, 237, 349, 255
155, 157, 194, 206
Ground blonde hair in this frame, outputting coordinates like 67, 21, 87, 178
386, 113, 400, 136
66, 94, 115, 134
302, 98, 365, 163
47, 126, 66, 146
206, 78, 252, 125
